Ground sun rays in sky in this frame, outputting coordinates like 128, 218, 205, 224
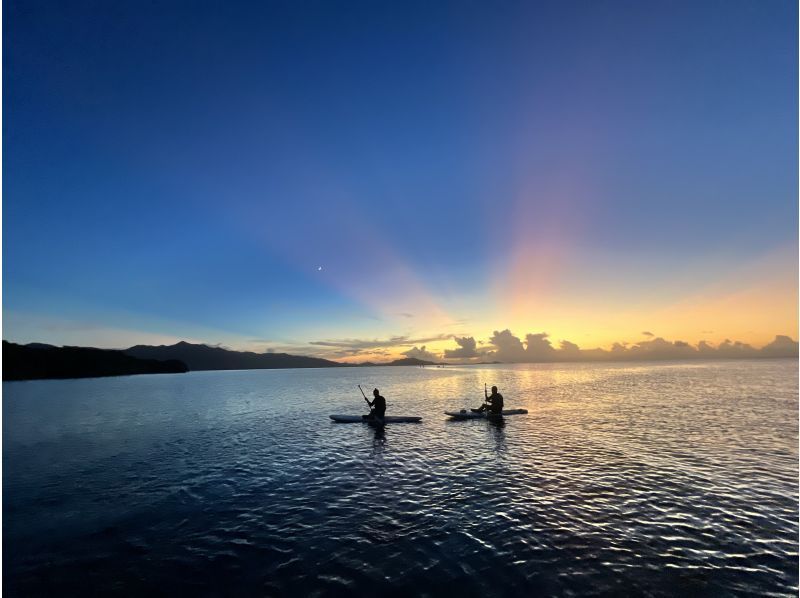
3, 1, 797, 362
4, 195, 797, 362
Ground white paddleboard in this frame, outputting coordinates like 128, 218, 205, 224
444, 409, 528, 420
329, 415, 422, 423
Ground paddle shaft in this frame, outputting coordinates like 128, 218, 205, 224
358, 384, 370, 406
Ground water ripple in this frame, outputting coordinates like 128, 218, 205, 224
4, 360, 798, 595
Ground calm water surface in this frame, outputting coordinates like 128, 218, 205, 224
4, 360, 798, 596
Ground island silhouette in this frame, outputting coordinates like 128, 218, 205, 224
2, 341, 442, 380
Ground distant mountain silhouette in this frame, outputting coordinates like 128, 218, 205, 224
124, 341, 346, 371
24, 342, 57, 349
3, 341, 188, 381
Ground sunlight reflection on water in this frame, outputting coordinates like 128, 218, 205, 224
4, 360, 798, 595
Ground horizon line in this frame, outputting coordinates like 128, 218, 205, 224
4, 334, 797, 366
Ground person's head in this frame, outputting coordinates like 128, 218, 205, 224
491, 386, 498, 394
373, 388, 380, 397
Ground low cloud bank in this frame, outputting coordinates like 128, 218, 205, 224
304, 330, 797, 364
441, 330, 798, 363
402, 345, 439, 361
308, 334, 449, 357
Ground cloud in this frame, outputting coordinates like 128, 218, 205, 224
309, 333, 449, 351
402, 345, 439, 361
623, 337, 697, 359
716, 339, 756, 357
525, 333, 556, 360
303, 333, 453, 360
760, 335, 799, 357
559, 339, 581, 357
488, 329, 527, 361
476, 330, 798, 363
642, 331, 654, 337
697, 341, 714, 352
256, 328, 797, 364
443, 336, 480, 359
485, 330, 559, 362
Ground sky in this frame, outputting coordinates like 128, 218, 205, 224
3, 0, 798, 362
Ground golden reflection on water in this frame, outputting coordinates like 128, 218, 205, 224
5, 359, 797, 595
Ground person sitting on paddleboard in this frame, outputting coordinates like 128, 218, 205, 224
365, 388, 386, 421
472, 385, 503, 415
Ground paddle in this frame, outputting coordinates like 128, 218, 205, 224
358, 384, 370, 407
358, 384, 372, 421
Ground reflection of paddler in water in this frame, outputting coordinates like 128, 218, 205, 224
359, 385, 386, 425
488, 413, 507, 453
372, 423, 386, 443
472, 384, 504, 415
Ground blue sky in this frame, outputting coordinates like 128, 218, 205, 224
4, 0, 797, 360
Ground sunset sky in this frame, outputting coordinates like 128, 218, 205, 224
4, 1, 797, 362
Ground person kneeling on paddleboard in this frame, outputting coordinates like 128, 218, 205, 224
472, 385, 503, 415
364, 388, 386, 423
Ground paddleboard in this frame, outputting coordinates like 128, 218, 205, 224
329, 415, 422, 423
444, 409, 528, 420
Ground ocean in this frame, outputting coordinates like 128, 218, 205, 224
4, 360, 798, 596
